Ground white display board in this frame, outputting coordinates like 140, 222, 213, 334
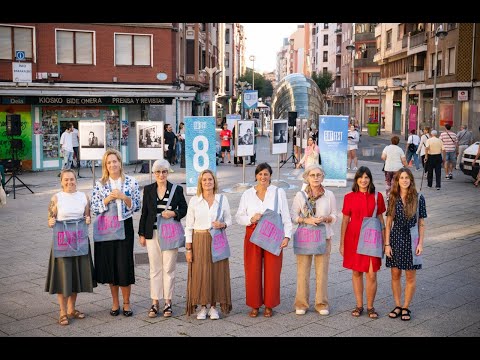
79, 121, 106, 160
235, 120, 255, 157
271, 119, 288, 155
136, 121, 164, 160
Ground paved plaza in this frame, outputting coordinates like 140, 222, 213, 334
0, 133, 479, 338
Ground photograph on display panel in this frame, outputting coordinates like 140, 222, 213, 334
295, 118, 301, 147
272, 119, 288, 155
235, 120, 255, 157
79, 122, 106, 160
136, 121, 164, 160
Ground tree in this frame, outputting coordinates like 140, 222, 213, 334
238, 68, 273, 99
311, 71, 334, 95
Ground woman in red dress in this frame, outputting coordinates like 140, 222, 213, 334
340, 166, 386, 318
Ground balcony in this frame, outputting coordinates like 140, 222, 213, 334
335, 25, 342, 33
355, 32, 375, 42
354, 58, 376, 68
406, 69, 425, 84
402, 36, 408, 48
407, 31, 427, 56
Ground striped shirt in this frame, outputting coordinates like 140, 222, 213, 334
153, 188, 170, 230
439, 131, 457, 152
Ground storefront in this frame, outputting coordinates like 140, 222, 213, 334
0, 95, 183, 171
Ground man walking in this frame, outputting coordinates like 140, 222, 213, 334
405, 129, 421, 170
59, 124, 74, 172
425, 130, 444, 190
455, 125, 473, 170
219, 122, 232, 164
439, 124, 457, 179
70, 123, 79, 168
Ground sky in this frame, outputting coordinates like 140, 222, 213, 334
241, 23, 303, 74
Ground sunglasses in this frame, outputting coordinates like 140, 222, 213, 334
153, 170, 169, 175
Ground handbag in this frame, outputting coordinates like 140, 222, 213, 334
53, 218, 89, 258
157, 184, 185, 250
410, 193, 423, 266
293, 191, 327, 255
249, 188, 285, 256
209, 195, 231, 263
357, 192, 384, 258
93, 201, 125, 242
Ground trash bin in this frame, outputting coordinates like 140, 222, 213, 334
367, 123, 379, 136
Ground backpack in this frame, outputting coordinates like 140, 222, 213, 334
408, 143, 416, 152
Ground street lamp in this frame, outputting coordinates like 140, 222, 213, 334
346, 42, 355, 122
201, 66, 222, 116
404, 83, 418, 140
376, 85, 387, 135
236, 80, 249, 120
249, 55, 256, 90
432, 24, 448, 130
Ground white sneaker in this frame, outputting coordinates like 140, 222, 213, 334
353, 167, 358, 171
208, 307, 220, 320
319, 309, 330, 316
295, 309, 306, 315
196, 306, 208, 320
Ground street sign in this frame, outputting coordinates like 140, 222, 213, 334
12, 62, 32, 83
15, 51, 25, 61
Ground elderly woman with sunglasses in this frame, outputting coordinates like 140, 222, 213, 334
138, 159, 187, 318
290, 164, 338, 316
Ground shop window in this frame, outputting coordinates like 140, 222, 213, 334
0, 25, 34, 61
115, 33, 151, 66
41, 110, 60, 159
56, 29, 94, 64
104, 109, 121, 150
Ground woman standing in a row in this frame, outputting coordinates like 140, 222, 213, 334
91, 149, 140, 317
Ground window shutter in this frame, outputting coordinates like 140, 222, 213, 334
0, 26, 12, 60
57, 31, 74, 64
76, 32, 93, 64
134, 35, 150, 65
116, 35, 132, 65
14, 27, 32, 59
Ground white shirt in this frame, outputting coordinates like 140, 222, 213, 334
185, 194, 232, 244
290, 189, 338, 239
407, 134, 420, 146
235, 185, 292, 238
109, 177, 123, 221
347, 130, 359, 146
56, 191, 87, 221
416, 134, 430, 156
60, 131, 73, 152
382, 144, 406, 172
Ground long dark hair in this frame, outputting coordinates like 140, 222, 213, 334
255, 162, 272, 182
352, 166, 375, 193
387, 167, 418, 219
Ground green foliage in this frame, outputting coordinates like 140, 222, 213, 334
238, 68, 273, 99
311, 71, 335, 95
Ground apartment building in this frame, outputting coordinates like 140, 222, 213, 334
374, 22, 480, 137
0, 23, 196, 170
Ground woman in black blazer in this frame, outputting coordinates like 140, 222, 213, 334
138, 159, 187, 318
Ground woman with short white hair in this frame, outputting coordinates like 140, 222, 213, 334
138, 159, 187, 318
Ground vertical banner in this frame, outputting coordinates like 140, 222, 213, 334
295, 118, 302, 147
226, 114, 240, 132
318, 115, 348, 187
243, 90, 258, 110
185, 116, 216, 195
235, 120, 255, 156
301, 119, 308, 149
136, 121, 164, 160
271, 119, 288, 155
408, 105, 418, 133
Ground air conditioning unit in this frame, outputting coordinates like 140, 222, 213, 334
48, 73, 60, 78
36, 72, 48, 79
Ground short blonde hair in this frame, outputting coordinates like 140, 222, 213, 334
302, 164, 325, 184
196, 169, 218, 196
152, 159, 170, 172
100, 149, 125, 185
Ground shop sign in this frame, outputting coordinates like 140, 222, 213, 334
0, 96, 174, 105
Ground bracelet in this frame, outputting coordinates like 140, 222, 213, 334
384, 244, 391, 247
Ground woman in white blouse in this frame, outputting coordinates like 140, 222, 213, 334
235, 163, 292, 318
416, 127, 431, 175
381, 136, 408, 200
185, 170, 232, 320
291, 165, 337, 316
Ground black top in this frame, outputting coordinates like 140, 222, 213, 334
138, 181, 187, 239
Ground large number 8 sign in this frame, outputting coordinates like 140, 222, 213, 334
193, 135, 209, 172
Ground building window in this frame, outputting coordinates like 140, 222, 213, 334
431, 51, 442, 77
323, 51, 328, 62
323, 67, 328, 74
386, 30, 392, 49
323, 34, 328, 46
367, 73, 379, 86
115, 33, 151, 66
225, 52, 230, 68
324, 23, 328, 29
376, 36, 381, 53
226, 29, 230, 44
186, 39, 194, 74
226, 75, 229, 92
56, 30, 93, 64
0, 25, 33, 60
447, 47, 455, 74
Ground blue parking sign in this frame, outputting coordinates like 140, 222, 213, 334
15, 51, 25, 61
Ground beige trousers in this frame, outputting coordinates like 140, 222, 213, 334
294, 239, 331, 312
146, 230, 178, 301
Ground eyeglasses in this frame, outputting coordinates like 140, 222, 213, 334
309, 173, 324, 178
153, 170, 169, 175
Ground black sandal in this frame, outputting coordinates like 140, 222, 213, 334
163, 303, 173, 318
401, 308, 411, 321
148, 304, 159, 318
351, 306, 364, 317
389, 306, 403, 319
